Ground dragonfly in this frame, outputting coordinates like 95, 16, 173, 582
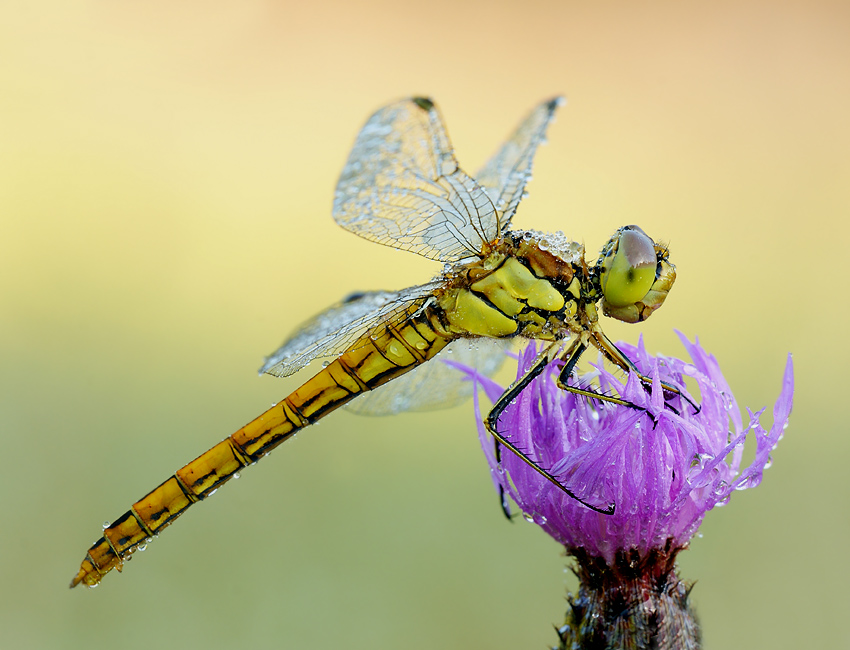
70, 96, 677, 589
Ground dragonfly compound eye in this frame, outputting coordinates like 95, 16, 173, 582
601, 226, 656, 307
599, 225, 676, 324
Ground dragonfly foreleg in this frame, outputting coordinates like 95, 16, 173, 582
555, 339, 641, 410
555, 336, 671, 430
581, 331, 700, 416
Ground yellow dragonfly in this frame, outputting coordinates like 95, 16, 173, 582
70, 96, 677, 588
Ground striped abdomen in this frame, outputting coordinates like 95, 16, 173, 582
70, 305, 449, 588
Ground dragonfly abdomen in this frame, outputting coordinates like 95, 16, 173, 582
71, 305, 450, 588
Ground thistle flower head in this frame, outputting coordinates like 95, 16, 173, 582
455, 333, 793, 562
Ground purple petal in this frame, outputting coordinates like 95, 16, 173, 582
450, 335, 794, 561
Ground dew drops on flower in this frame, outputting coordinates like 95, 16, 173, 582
447, 332, 794, 563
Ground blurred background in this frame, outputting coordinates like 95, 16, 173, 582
1, 1, 847, 648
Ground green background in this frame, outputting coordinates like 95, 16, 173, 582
2, 1, 847, 648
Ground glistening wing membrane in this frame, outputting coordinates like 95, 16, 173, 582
259, 284, 440, 378
475, 97, 563, 233
333, 98, 499, 262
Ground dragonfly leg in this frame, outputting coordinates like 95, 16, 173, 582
491, 438, 513, 520
484, 342, 615, 516
555, 338, 670, 431
589, 332, 700, 415
555, 339, 643, 410
487, 350, 550, 519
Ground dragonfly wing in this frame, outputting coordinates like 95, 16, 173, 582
344, 337, 512, 416
259, 283, 441, 378
475, 97, 563, 233
333, 98, 499, 263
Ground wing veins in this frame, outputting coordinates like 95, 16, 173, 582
333, 98, 500, 262
259, 284, 439, 378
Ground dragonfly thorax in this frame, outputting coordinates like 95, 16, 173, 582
432, 233, 590, 341
514, 229, 584, 265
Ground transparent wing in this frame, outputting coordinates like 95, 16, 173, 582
259, 283, 441, 378
333, 97, 499, 263
344, 337, 512, 416
475, 97, 563, 233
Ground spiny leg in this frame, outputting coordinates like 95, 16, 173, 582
555, 337, 674, 431
484, 342, 615, 517
555, 339, 644, 410
575, 331, 700, 415
487, 349, 550, 519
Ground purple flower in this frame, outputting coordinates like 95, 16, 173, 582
454, 333, 794, 562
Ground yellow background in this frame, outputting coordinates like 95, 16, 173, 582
1, 1, 847, 648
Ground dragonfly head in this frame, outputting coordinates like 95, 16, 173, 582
596, 225, 676, 324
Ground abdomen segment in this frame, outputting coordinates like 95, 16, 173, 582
70, 307, 449, 588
